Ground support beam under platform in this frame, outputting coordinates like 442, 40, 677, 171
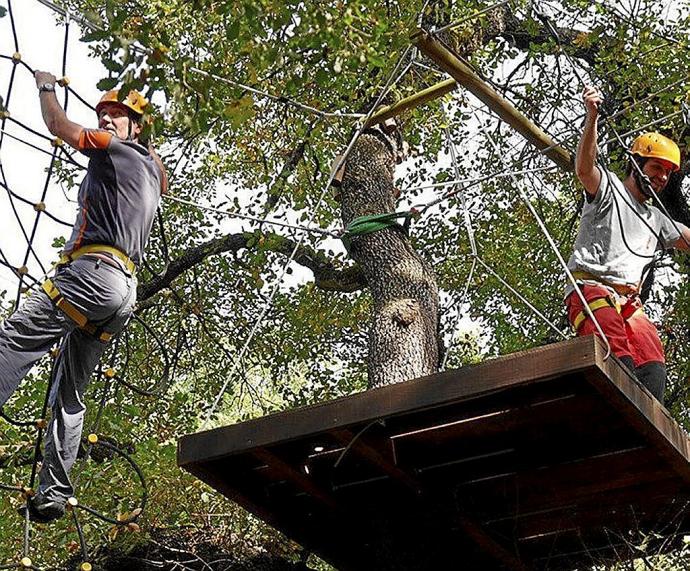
178, 337, 690, 570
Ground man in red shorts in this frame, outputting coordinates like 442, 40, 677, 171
566, 85, 690, 404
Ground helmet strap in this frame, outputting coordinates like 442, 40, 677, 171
631, 156, 654, 198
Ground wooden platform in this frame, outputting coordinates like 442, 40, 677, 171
178, 337, 690, 570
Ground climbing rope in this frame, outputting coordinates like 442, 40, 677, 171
0, 4, 153, 569
202, 43, 418, 427
3, 0, 690, 567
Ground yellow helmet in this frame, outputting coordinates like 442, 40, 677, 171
95, 89, 148, 117
630, 132, 681, 171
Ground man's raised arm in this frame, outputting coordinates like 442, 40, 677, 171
575, 85, 603, 197
35, 70, 83, 150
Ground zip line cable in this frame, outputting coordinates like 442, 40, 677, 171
439, 110, 479, 370
484, 127, 611, 357
189, 66, 366, 121
163, 194, 343, 238
474, 256, 568, 340
202, 46, 416, 428
2, 0, 689, 566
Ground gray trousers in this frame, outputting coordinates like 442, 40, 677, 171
0, 256, 136, 503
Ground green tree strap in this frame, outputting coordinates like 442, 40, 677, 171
341, 212, 411, 253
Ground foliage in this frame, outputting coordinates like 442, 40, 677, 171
1, 0, 690, 569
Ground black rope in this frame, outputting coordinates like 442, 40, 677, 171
0, 158, 46, 279
72, 438, 148, 526
116, 314, 171, 397
7, 0, 18, 53
0, 180, 72, 227
6, 116, 54, 142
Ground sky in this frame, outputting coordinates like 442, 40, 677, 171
0, 1, 106, 297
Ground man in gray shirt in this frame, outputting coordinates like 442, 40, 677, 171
0, 71, 166, 522
566, 85, 690, 403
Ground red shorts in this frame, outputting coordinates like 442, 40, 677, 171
565, 284, 664, 367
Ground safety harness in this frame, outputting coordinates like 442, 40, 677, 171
57, 244, 136, 275
41, 244, 136, 343
571, 271, 643, 331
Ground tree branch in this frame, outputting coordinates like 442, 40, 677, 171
137, 232, 366, 303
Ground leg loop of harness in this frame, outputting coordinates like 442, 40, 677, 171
572, 296, 620, 332
41, 280, 112, 343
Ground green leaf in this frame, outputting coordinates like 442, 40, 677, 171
96, 77, 118, 91
226, 19, 240, 40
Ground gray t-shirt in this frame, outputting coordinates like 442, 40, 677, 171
64, 129, 164, 265
566, 168, 683, 295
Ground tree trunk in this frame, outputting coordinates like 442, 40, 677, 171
340, 126, 439, 388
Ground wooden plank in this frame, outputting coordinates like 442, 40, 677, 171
457, 447, 670, 521
497, 489, 690, 541
590, 339, 690, 483
252, 448, 340, 511
178, 337, 598, 466
411, 29, 573, 172
330, 429, 422, 494
330, 429, 530, 571
395, 395, 642, 481
178, 337, 690, 571
393, 393, 610, 453
484, 476, 687, 525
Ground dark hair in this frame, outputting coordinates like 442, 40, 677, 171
128, 111, 143, 124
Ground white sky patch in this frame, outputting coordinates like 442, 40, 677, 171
0, 1, 106, 297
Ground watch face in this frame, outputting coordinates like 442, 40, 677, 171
41, 83, 55, 91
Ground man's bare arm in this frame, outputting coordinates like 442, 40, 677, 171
575, 86, 603, 197
674, 224, 690, 250
35, 71, 83, 150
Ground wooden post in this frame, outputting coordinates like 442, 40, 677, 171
365, 78, 457, 127
411, 29, 573, 172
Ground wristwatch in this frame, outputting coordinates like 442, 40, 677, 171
38, 83, 55, 93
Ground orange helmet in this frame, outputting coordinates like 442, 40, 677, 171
630, 132, 681, 171
95, 89, 148, 117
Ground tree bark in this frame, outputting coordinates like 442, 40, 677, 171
339, 126, 439, 388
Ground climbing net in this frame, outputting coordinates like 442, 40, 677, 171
0, 3, 170, 569
1, 0, 690, 569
